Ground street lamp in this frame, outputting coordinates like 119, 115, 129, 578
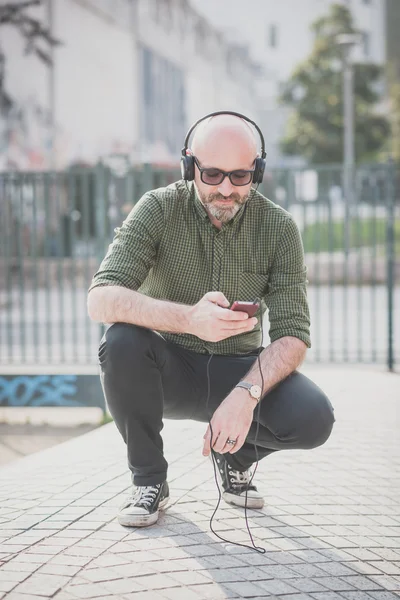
335, 32, 361, 254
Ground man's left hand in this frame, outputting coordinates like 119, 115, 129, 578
202, 388, 256, 456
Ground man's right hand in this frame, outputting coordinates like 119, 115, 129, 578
186, 292, 257, 342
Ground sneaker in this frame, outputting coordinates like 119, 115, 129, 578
117, 481, 169, 527
212, 451, 264, 509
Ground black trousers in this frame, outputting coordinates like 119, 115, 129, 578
99, 323, 335, 486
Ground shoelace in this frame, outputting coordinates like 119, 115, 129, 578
131, 484, 160, 507
229, 468, 250, 486
228, 468, 257, 491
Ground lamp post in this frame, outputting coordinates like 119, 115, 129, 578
335, 33, 361, 255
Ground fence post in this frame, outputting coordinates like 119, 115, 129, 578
386, 159, 395, 372
95, 162, 107, 261
94, 162, 107, 348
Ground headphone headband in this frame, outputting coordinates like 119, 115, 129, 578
181, 110, 266, 159
180, 110, 266, 185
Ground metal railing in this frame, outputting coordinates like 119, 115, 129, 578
0, 163, 398, 368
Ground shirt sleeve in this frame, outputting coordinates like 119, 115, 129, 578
88, 192, 164, 292
265, 215, 311, 348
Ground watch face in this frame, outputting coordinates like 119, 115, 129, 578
250, 385, 262, 399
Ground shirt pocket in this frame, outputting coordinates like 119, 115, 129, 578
238, 272, 269, 303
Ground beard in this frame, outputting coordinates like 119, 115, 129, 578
196, 188, 250, 223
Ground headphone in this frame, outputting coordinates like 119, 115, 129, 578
180, 110, 267, 185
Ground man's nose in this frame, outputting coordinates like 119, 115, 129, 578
217, 175, 234, 197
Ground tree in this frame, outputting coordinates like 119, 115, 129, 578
387, 68, 400, 163
279, 4, 390, 164
0, 0, 61, 117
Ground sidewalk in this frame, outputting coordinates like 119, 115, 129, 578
0, 366, 399, 600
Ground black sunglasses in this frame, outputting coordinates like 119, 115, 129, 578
193, 156, 255, 187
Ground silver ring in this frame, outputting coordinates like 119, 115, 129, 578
226, 439, 237, 445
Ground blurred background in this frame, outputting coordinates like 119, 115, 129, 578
0, 1, 399, 446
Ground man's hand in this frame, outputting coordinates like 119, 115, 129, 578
187, 292, 257, 343
202, 388, 256, 457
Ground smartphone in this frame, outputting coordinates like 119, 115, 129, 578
230, 301, 260, 318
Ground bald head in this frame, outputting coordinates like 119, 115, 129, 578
191, 114, 258, 167
189, 114, 259, 226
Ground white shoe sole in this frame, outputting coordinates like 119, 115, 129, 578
117, 495, 169, 528
222, 490, 264, 509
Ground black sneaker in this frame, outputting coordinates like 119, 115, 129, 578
212, 451, 264, 509
117, 481, 169, 527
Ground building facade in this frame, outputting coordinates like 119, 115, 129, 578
0, 0, 260, 170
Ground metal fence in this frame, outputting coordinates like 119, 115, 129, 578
0, 163, 399, 368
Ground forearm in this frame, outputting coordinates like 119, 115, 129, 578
243, 336, 307, 396
87, 285, 191, 334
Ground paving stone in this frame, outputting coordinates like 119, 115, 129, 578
314, 576, 357, 591
259, 564, 299, 579
223, 580, 270, 597
347, 561, 388, 576
369, 574, 400, 591
101, 577, 145, 594
13, 574, 70, 596
0, 570, 32, 583
1, 370, 399, 600
62, 582, 112, 598
255, 578, 300, 595
123, 592, 175, 600
35, 564, 82, 577
367, 593, 400, 600
311, 593, 348, 600
287, 595, 318, 600
160, 587, 202, 600
181, 583, 237, 599
290, 563, 330, 578
132, 573, 180, 590
4, 594, 55, 600
285, 578, 328, 593
339, 593, 378, 600
368, 562, 400, 575
0, 580, 17, 592
317, 562, 361, 577
169, 570, 212, 585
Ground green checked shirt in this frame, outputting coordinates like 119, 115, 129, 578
89, 180, 311, 355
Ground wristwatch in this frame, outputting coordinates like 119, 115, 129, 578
235, 381, 262, 403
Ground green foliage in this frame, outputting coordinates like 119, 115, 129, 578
279, 4, 390, 164
302, 218, 400, 253
388, 75, 400, 163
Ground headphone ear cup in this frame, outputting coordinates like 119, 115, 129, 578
253, 158, 266, 184
180, 155, 195, 181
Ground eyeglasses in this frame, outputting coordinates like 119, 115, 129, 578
193, 156, 255, 187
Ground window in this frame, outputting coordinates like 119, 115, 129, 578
139, 45, 186, 157
267, 24, 278, 49
362, 31, 371, 57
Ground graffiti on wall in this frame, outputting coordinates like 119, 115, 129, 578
0, 375, 105, 409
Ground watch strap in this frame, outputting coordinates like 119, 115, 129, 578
235, 381, 261, 402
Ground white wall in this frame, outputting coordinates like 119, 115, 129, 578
0, 0, 261, 170
53, 0, 138, 167
1, 0, 137, 169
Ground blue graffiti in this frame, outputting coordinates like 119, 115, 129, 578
0, 375, 84, 407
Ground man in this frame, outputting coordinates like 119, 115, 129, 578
87, 113, 335, 528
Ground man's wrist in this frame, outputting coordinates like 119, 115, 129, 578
235, 381, 262, 404
182, 304, 194, 335
233, 385, 259, 408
